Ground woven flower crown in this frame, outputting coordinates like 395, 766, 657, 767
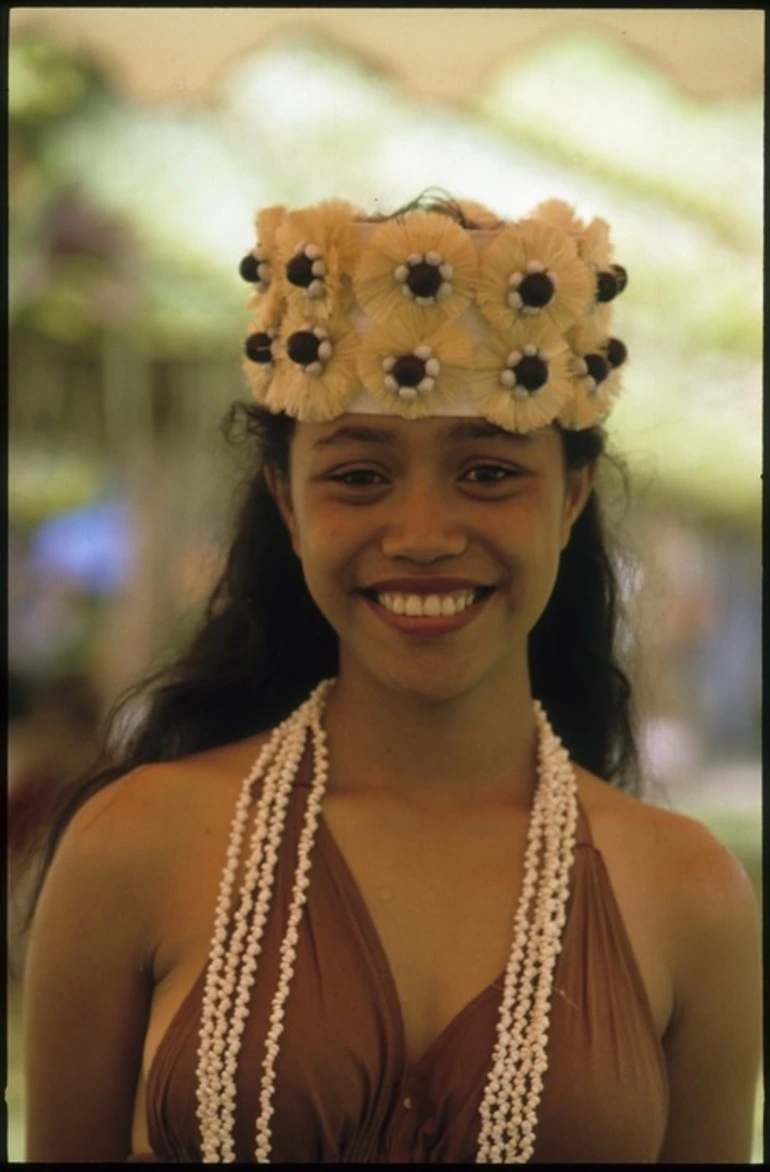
239, 194, 629, 433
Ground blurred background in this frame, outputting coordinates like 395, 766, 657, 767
7, 9, 762, 1161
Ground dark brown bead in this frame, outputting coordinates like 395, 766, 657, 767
285, 253, 316, 289
584, 353, 610, 384
287, 330, 321, 366
391, 354, 426, 387
239, 254, 261, 283
604, 337, 628, 368
514, 354, 548, 392
595, 270, 619, 303
611, 264, 628, 294
245, 332, 274, 364
406, 262, 442, 299
517, 272, 555, 309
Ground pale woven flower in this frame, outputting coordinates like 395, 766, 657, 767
580, 217, 613, 270
242, 300, 284, 405
585, 303, 613, 337
530, 198, 585, 239
358, 315, 474, 420
471, 319, 573, 434
353, 210, 478, 327
244, 205, 287, 313
559, 321, 624, 429
477, 219, 593, 335
531, 200, 613, 271
269, 308, 359, 422
275, 200, 362, 320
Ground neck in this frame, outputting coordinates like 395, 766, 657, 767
322, 662, 538, 807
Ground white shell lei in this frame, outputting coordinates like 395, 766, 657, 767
195, 679, 578, 1163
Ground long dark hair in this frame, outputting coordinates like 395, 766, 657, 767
26, 402, 639, 913
25, 193, 641, 924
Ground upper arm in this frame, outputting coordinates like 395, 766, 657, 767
23, 776, 158, 1162
658, 821, 761, 1164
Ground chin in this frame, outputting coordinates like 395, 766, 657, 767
344, 648, 518, 710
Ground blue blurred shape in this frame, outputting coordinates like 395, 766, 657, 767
31, 498, 134, 593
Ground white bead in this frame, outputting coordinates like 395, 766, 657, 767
305, 244, 322, 260
417, 378, 435, 394
317, 341, 333, 361
196, 678, 575, 1166
398, 386, 418, 401
425, 358, 440, 377
425, 250, 442, 265
439, 263, 454, 280
307, 280, 325, 299
382, 356, 396, 372
407, 252, 423, 265
413, 344, 432, 360
394, 264, 409, 282
311, 260, 327, 277
499, 369, 516, 389
383, 375, 399, 392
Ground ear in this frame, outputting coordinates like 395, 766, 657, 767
560, 460, 597, 550
263, 464, 302, 557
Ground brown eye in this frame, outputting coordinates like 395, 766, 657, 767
331, 469, 386, 488
464, 465, 519, 483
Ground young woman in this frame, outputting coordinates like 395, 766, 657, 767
23, 195, 760, 1164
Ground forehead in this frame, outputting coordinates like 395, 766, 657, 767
296, 415, 559, 456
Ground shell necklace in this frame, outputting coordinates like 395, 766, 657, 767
195, 678, 577, 1163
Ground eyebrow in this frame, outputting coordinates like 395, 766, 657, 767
444, 420, 534, 445
312, 419, 535, 448
313, 425, 397, 448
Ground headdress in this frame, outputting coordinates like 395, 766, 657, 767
239, 193, 629, 433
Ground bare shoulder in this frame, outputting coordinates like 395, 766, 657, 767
24, 728, 279, 1161
43, 729, 277, 950
66, 728, 275, 851
576, 768, 759, 950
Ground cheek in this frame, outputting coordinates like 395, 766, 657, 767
498, 503, 566, 614
288, 509, 356, 614
290, 510, 351, 570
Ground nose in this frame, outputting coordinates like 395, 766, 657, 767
379, 478, 468, 563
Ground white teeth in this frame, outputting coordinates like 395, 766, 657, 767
405, 594, 423, 616
376, 590, 479, 617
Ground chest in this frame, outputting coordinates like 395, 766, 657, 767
322, 794, 530, 1064
323, 788, 673, 1059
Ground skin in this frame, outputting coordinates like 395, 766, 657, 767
23, 416, 761, 1162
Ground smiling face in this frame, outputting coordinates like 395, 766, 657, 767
265, 415, 594, 707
